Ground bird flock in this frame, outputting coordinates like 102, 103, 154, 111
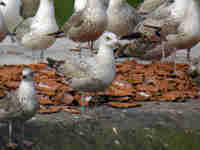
0, 0, 200, 148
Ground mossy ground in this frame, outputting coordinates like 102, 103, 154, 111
2, 120, 199, 150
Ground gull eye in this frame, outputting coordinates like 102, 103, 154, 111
22, 75, 27, 79
106, 36, 111, 40
169, 0, 174, 3
0, 2, 6, 6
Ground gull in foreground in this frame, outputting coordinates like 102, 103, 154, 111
57, 0, 108, 50
47, 32, 119, 113
14, 0, 59, 62
0, 67, 38, 148
106, 0, 141, 37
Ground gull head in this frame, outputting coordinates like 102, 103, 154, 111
0, 1, 6, 6
100, 32, 119, 49
22, 67, 34, 82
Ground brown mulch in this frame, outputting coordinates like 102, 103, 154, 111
0, 60, 199, 114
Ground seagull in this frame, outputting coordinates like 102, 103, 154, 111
0, 1, 14, 43
58, 0, 108, 50
0, 67, 38, 148
13, 0, 59, 62
0, 0, 23, 33
120, 0, 198, 63
47, 32, 119, 113
142, 0, 200, 62
106, 0, 141, 37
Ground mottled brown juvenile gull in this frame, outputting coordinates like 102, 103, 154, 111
142, 0, 200, 62
107, 0, 141, 37
60, 0, 108, 50
0, 67, 38, 148
120, 0, 198, 62
14, 0, 59, 62
47, 32, 119, 112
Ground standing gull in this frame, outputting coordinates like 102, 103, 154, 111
0, 67, 38, 148
120, 0, 197, 63
0, 1, 13, 43
58, 0, 108, 50
14, 0, 59, 62
0, 0, 23, 33
106, 0, 141, 37
141, 0, 200, 62
47, 32, 119, 112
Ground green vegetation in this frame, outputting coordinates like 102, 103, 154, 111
54, 0, 74, 27
128, 0, 144, 8
28, 121, 200, 150
54, 0, 144, 27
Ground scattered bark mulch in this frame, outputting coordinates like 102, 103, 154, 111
0, 60, 199, 114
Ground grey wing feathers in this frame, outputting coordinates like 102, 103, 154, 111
58, 55, 94, 78
148, 2, 171, 20
61, 11, 84, 33
13, 17, 33, 41
69, 76, 106, 92
0, 91, 22, 120
123, 4, 141, 26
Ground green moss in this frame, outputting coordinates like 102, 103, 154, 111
24, 120, 200, 150
128, 0, 144, 8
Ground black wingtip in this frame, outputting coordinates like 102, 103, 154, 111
46, 57, 65, 69
47, 30, 65, 38
120, 32, 143, 40
143, 24, 162, 31
46, 57, 57, 68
